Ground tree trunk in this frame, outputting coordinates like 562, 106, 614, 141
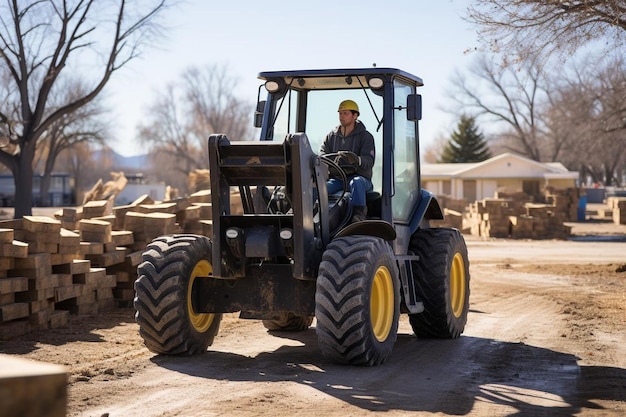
13, 142, 36, 219
39, 147, 58, 207
604, 166, 614, 187
39, 174, 51, 207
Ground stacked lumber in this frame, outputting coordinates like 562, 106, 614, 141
55, 207, 82, 231
164, 185, 179, 201
430, 195, 467, 230
0, 227, 30, 337
0, 180, 594, 340
80, 219, 127, 270
439, 208, 463, 230
543, 187, 580, 221
123, 211, 180, 251
106, 250, 143, 308
466, 190, 575, 239
82, 199, 113, 219
592, 206, 613, 220
188, 189, 211, 204
494, 190, 535, 202
509, 212, 571, 239
466, 198, 521, 238
0, 354, 67, 417
80, 210, 139, 307
607, 196, 626, 225
186, 191, 213, 234
53, 261, 115, 316
0, 216, 119, 339
85, 190, 217, 305
519, 187, 577, 238
81, 171, 128, 205
188, 169, 211, 192
0, 182, 241, 338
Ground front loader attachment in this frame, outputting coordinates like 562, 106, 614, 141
207, 133, 326, 281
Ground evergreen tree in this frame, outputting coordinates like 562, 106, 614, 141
439, 115, 492, 163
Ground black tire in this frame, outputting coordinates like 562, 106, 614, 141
262, 313, 314, 331
134, 234, 222, 355
408, 228, 470, 338
315, 236, 400, 366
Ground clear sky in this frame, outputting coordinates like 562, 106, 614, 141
109, 0, 478, 156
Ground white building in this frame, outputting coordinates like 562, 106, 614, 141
422, 153, 579, 202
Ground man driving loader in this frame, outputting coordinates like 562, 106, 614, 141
320, 99, 375, 223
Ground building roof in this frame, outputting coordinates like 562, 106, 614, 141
422, 153, 578, 179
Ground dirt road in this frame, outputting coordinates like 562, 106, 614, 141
2, 234, 625, 417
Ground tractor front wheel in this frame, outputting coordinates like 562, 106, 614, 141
315, 236, 400, 366
134, 234, 222, 355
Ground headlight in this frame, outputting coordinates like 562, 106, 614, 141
265, 81, 280, 93
368, 77, 384, 89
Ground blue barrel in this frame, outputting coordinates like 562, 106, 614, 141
577, 195, 587, 221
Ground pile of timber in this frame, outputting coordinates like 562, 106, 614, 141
465, 188, 579, 239
607, 196, 626, 225
542, 187, 580, 222
466, 198, 525, 238
0, 218, 111, 339
81, 171, 128, 205
0, 354, 67, 417
0, 188, 245, 340
430, 195, 468, 230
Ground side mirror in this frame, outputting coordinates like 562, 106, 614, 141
254, 100, 266, 128
406, 94, 422, 121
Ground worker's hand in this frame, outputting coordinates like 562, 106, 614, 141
338, 151, 360, 167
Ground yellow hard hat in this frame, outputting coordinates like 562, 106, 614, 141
338, 99, 359, 114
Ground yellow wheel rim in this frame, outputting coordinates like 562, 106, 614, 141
187, 260, 215, 333
370, 266, 394, 342
450, 253, 466, 318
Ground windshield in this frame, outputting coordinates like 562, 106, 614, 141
269, 88, 383, 192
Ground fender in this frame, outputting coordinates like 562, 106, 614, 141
335, 220, 396, 241
409, 189, 444, 233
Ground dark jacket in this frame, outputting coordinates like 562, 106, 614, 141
320, 120, 375, 180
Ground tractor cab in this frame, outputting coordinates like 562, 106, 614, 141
253, 68, 443, 254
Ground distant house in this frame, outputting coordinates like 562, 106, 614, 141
0, 173, 74, 207
422, 153, 579, 202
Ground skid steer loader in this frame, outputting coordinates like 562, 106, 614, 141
134, 67, 470, 366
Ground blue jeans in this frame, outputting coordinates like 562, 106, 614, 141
327, 176, 372, 206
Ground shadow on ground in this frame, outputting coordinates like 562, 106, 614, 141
152, 330, 625, 416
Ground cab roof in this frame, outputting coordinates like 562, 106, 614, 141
257, 67, 424, 90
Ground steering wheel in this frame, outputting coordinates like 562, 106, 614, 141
321, 151, 359, 177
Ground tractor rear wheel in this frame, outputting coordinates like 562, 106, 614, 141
408, 228, 470, 338
315, 236, 400, 366
134, 234, 222, 355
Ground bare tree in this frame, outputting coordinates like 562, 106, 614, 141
139, 64, 253, 194
422, 133, 449, 163
467, 1, 626, 63
449, 51, 626, 185
0, 0, 169, 218
139, 84, 199, 180
448, 54, 551, 161
34, 79, 109, 206
552, 55, 626, 186
184, 65, 252, 142
465, 1, 626, 185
